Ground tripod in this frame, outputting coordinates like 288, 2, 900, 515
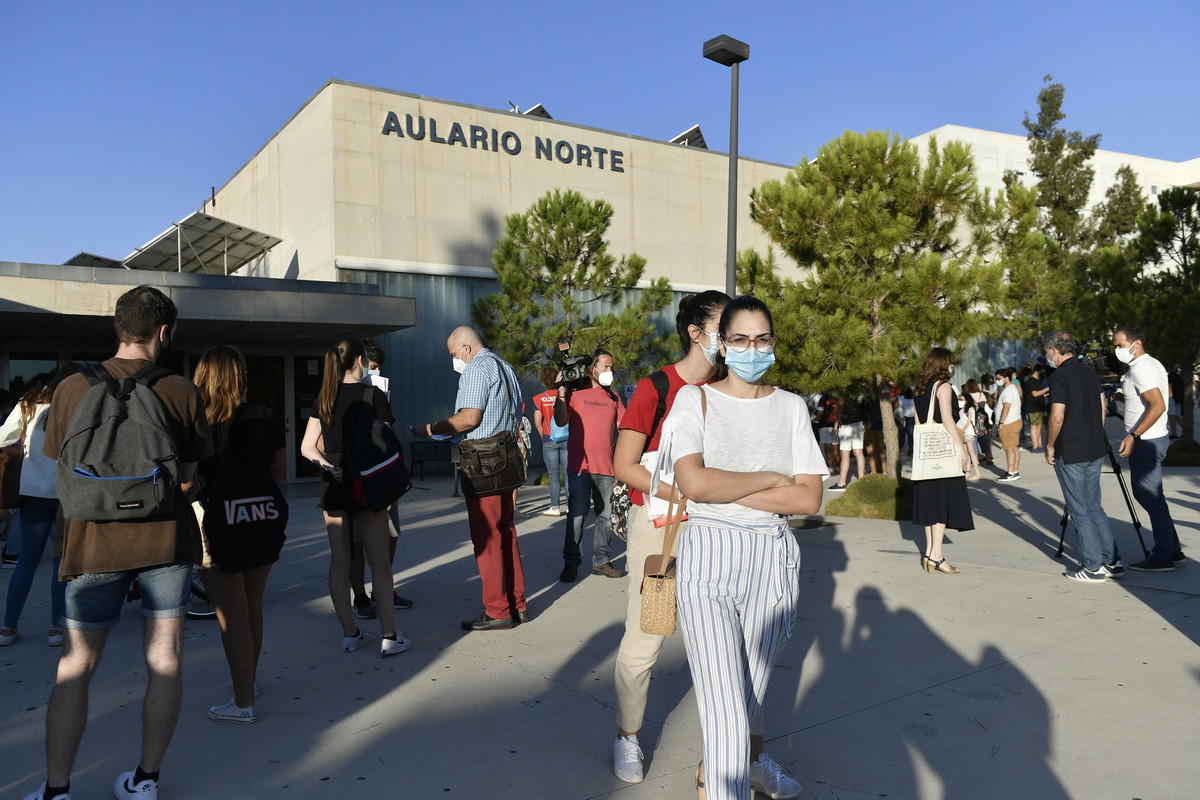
1055, 439, 1150, 559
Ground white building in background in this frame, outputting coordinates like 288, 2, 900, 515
911, 124, 1200, 205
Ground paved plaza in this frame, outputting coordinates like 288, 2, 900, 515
2, 423, 1198, 800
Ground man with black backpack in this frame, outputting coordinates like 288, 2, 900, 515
24, 286, 212, 800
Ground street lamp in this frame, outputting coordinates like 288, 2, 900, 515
703, 34, 750, 299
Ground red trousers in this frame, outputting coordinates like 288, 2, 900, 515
464, 493, 528, 619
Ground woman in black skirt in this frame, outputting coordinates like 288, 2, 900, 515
912, 348, 974, 574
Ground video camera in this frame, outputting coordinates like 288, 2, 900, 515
556, 340, 593, 386
1079, 345, 1121, 388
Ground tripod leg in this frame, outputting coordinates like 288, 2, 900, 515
1106, 441, 1150, 558
1056, 507, 1068, 558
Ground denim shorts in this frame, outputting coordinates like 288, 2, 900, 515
63, 563, 193, 631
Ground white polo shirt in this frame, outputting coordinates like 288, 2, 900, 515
1122, 353, 1170, 440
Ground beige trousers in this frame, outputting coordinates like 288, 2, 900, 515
613, 501, 675, 732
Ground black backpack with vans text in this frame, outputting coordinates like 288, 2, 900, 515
58, 364, 181, 522
198, 406, 289, 558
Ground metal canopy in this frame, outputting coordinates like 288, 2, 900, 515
670, 124, 708, 149
122, 212, 282, 275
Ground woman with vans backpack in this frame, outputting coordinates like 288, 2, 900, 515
300, 337, 412, 659
192, 346, 288, 723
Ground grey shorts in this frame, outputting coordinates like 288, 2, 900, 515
63, 563, 193, 631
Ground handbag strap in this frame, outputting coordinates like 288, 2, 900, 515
489, 355, 520, 436
917, 380, 943, 426
651, 386, 707, 575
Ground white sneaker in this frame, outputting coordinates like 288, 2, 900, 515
342, 629, 371, 652
380, 634, 413, 657
612, 734, 645, 784
749, 753, 803, 799
207, 700, 258, 724
22, 784, 70, 800
113, 770, 157, 799
541, 506, 562, 516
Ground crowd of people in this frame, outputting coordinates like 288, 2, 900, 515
1, 283, 1192, 800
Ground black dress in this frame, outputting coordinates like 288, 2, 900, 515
911, 380, 974, 531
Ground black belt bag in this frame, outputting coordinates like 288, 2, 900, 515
459, 430, 527, 498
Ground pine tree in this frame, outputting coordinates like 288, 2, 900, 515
473, 189, 673, 378
1021, 75, 1101, 249
750, 131, 1005, 477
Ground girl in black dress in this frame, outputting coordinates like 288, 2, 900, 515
911, 348, 974, 574
194, 346, 287, 723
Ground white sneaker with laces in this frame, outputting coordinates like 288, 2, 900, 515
207, 700, 258, 724
22, 784, 70, 800
612, 734, 645, 784
380, 633, 413, 657
749, 753, 803, 799
342, 628, 370, 652
113, 770, 158, 799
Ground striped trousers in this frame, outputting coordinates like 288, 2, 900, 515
677, 515, 800, 800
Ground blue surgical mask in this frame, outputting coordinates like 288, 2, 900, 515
724, 348, 775, 382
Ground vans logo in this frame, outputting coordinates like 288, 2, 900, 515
224, 496, 281, 526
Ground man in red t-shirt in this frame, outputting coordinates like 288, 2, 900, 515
554, 349, 625, 582
531, 366, 565, 515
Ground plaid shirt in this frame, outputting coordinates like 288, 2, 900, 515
455, 349, 521, 441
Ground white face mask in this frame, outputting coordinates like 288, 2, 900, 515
365, 367, 380, 377
698, 329, 721, 366
1114, 345, 1134, 364
597, 371, 614, 387
452, 357, 467, 374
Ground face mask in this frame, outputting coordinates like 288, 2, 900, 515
948, 365, 955, 377
724, 348, 775, 383
1114, 346, 1134, 364
452, 357, 467, 374
597, 371, 614, 387
698, 330, 721, 366
365, 367, 380, 377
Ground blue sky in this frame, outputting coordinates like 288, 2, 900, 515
2, 0, 1196, 264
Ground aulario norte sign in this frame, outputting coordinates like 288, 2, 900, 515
381, 111, 626, 173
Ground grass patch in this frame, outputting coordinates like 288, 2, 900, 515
1164, 438, 1200, 467
825, 473, 913, 520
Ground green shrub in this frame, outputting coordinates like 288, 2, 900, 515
825, 473, 913, 520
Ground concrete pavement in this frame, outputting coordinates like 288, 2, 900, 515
1, 429, 1197, 800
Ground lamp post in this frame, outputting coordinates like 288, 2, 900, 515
703, 34, 750, 299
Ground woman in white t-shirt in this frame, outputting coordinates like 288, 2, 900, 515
666, 296, 826, 800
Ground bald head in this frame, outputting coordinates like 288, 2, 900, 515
447, 326, 484, 350
447, 326, 486, 367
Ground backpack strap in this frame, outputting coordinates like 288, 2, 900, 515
643, 369, 671, 455
81, 363, 113, 387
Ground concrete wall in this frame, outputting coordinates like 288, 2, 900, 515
208, 80, 796, 289
203, 89, 337, 283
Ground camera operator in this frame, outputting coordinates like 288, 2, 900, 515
1112, 325, 1185, 571
1043, 330, 1119, 583
553, 347, 626, 582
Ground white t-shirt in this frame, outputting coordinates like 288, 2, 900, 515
899, 396, 915, 419
660, 384, 828, 526
1122, 353, 1170, 439
998, 383, 1021, 424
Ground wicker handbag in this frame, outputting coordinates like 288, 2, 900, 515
639, 484, 687, 636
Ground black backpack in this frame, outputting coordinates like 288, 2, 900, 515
198, 406, 288, 559
343, 413, 412, 513
58, 364, 181, 522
